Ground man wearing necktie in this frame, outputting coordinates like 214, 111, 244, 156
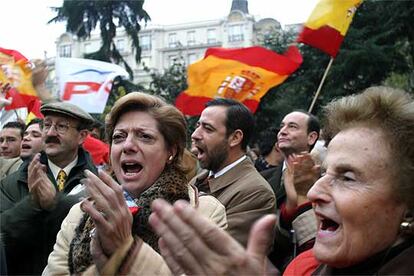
0, 102, 97, 275
190, 98, 276, 247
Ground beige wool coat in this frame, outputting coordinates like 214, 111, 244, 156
42, 185, 227, 275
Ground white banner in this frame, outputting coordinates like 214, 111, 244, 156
55, 58, 129, 113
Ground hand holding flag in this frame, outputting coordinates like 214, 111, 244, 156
0, 47, 42, 117
0, 82, 13, 109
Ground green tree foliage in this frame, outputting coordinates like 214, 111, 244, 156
145, 58, 188, 103
49, 0, 150, 78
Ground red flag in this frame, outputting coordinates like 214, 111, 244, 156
175, 46, 302, 115
0, 47, 42, 117
297, 0, 363, 57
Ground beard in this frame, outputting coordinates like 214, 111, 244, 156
199, 139, 229, 173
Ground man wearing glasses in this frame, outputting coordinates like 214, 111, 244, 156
0, 102, 97, 275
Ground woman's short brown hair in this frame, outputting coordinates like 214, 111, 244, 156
105, 92, 187, 174
322, 86, 414, 210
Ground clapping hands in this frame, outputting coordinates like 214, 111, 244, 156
28, 153, 57, 210
284, 152, 321, 210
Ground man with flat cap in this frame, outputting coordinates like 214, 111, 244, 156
0, 102, 97, 275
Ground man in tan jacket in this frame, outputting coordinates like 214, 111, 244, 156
190, 98, 276, 246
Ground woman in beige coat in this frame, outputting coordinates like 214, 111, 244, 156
43, 92, 227, 275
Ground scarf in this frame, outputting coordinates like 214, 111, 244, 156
68, 165, 190, 274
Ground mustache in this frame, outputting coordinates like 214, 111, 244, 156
45, 136, 60, 144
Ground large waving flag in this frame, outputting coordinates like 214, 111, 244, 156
55, 58, 129, 113
297, 0, 363, 57
0, 47, 42, 117
175, 46, 302, 115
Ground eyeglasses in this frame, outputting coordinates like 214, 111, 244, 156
43, 121, 77, 134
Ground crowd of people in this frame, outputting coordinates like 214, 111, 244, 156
0, 59, 413, 275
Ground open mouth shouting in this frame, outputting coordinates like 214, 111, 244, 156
194, 144, 207, 161
315, 211, 341, 240
320, 217, 340, 232
21, 143, 32, 152
121, 160, 143, 180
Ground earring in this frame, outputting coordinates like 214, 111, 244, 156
168, 155, 173, 162
400, 221, 414, 235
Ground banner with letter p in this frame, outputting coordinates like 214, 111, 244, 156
55, 58, 129, 113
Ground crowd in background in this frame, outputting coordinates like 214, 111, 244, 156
0, 60, 413, 275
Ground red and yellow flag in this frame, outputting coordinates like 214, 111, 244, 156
175, 46, 302, 115
0, 47, 42, 118
297, 0, 363, 57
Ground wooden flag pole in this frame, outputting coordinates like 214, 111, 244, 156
308, 57, 334, 113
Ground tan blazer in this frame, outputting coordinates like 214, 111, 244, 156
190, 158, 276, 247
0, 157, 22, 180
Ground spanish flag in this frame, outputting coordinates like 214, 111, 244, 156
297, 0, 363, 57
0, 47, 42, 118
175, 46, 302, 115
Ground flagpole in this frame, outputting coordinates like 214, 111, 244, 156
308, 57, 334, 113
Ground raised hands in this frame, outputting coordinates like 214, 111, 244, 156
0, 82, 13, 109
31, 59, 48, 88
149, 199, 278, 276
30, 59, 57, 102
28, 153, 56, 210
80, 170, 133, 270
284, 152, 321, 211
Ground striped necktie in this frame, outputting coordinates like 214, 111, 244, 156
57, 170, 67, 191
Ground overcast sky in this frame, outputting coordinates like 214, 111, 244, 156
0, 0, 318, 60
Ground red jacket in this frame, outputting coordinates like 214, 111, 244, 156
83, 135, 109, 166
284, 249, 319, 276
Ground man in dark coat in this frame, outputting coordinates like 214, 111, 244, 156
0, 102, 97, 275
266, 110, 320, 270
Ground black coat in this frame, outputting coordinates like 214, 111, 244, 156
260, 165, 285, 207
0, 148, 97, 275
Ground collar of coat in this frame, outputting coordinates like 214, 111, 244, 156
196, 158, 254, 193
17, 147, 96, 186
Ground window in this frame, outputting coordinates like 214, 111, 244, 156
141, 35, 151, 51
116, 39, 125, 52
187, 31, 195, 46
228, 24, 244, 42
188, 53, 198, 64
59, 45, 72, 57
169, 33, 178, 48
207, 29, 216, 44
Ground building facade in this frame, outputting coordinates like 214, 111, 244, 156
54, 0, 282, 86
